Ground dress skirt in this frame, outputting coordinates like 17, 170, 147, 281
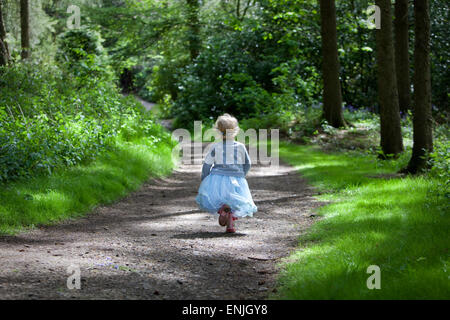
196, 173, 257, 218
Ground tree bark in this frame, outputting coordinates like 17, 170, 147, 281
375, 0, 404, 157
0, 0, 9, 66
186, 0, 200, 61
20, 0, 30, 59
404, 0, 433, 173
319, 0, 346, 128
394, 0, 411, 114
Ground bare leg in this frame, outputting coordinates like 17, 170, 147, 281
218, 204, 231, 226
226, 211, 236, 233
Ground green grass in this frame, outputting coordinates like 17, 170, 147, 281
0, 137, 174, 235
275, 142, 449, 299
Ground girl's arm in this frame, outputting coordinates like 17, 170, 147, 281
201, 163, 213, 181
201, 146, 215, 181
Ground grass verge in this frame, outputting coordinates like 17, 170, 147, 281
0, 137, 174, 235
275, 142, 449, 299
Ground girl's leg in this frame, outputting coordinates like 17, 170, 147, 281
226, 211, 236, 233
218, 204, 231, 226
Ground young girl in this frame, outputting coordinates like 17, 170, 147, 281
196, 113, 257, 233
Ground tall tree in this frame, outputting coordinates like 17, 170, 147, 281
0, 0, 9, 66
375, 0, 403, 157
20, 0, 30, 59
319, 0, 346, 128
404, 0, 433, 173
394, 0, 411, 113
186, 0, 201, 61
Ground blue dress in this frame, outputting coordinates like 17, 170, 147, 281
195, 141, 257, 218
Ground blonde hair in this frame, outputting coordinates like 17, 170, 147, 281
214, 113, 240, 138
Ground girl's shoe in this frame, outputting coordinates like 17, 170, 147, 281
226, 212, 236, 233
218, 205, 231, 226
226, 227, 236, 233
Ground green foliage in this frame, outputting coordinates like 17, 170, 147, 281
0, 59, 171, 183
240, 111, 294, 136
430, 0, 450, 116
157, 0, 377, 128
2, 0, 57, 60
81, 0, 186, 89
155, 93, 175, 119
56, 27, 114, 80
428, 134, 450, 181
335, 0, 377, 110
143, 58, 188, 102
3, 0, 449, 126
427, 134, 450, 209
34, 0, 445, 133
57, 27, 103, 62
170, 24, 279, 128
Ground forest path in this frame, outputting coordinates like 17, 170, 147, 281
0, 148, 322, 299
132, 95, 156, 111
124, 93, 173, 130
122, 93, 156, 110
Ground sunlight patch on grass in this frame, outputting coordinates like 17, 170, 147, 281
275, 142, 450, 299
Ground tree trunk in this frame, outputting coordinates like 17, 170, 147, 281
404, 0, 433, 173
375, 0, 404, 157
319, 0, 346, 128
20, 0, 30, 59
394, 0, 411, 114
186, 0, 200, 61
0, 0, 9, 66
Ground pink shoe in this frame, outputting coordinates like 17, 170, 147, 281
226, 212, 236, 233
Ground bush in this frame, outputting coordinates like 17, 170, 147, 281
170, 27, 278, 129
143, 58, 188, 102
0, 60, 171, 183
166, 20, 323, 131
427, 137, 450, 207
240, 111, 294, 136
56, 27, 113, 80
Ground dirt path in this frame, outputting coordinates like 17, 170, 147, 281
0, 145, 322, 299
122, 93, 156, 111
